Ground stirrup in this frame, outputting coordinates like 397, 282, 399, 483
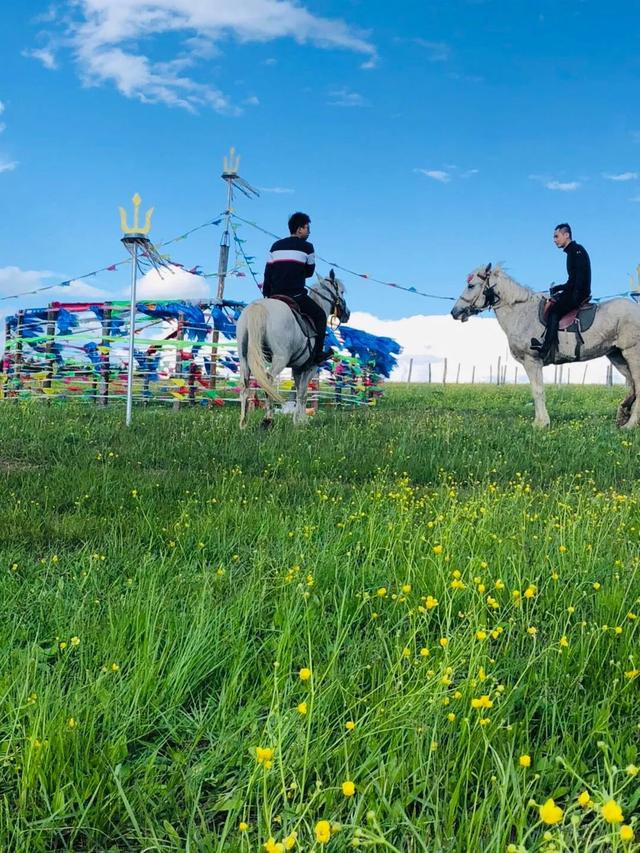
315, 347, 334, 364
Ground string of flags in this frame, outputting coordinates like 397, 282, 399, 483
5, 208, 640, 308
229, 214, 456, 301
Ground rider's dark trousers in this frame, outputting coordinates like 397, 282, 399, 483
290, 292, 328, 357
541, 290, 584, 356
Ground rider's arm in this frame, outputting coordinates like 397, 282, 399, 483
563, 244, 589, 295
262, 262, 273, 296
304, 241, 316, 279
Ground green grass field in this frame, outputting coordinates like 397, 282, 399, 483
1, 386, 639, 852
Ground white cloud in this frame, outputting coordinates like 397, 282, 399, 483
0, 101, 4, 114
327, 87, 366, 107
412, 38, 451, 62
529, 174, 582, 191
0, 265, 111, 301
350, 310, 617, 385
544, 180, 580, 191
259, 186, 294, 194
0, 159, 16, 173
22, 47, 58, 69
0, 266, 55, 296
36, 0, 375, 111
415, 168, 451, 183
603, 171, 638, 182
243, 95, 259, 106
135, 265, 210, 300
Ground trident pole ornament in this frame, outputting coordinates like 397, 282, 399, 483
119, 193, 154, 427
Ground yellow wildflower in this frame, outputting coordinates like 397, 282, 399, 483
519, 754, 531, 768
476, 630, 487, 641
539, 798, 563, 825
560, 636, 569, 648
471, 695, 493, 710
315, 820, 332, 844
297, 702, 308, 715
345, 720, 355, 731
255, 746, 274, 767
264, 838, 284, 853
601, 799, 624, 824
299, 667, 312, 682
377, 587, 387, 597
433, 545, 443, 555
425, 595, 438, 609
67, 717, 77, 729
439, 637, 449, 648
402, 584, 412, 593
70, 636, 80, 646
239, 821, 249, 831
578, 791, 591, 807
283, 831, 297, 849
342, 780, 356, 797
620, 825, 635, 842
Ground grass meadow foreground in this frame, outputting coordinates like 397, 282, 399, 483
0, 385, 639, 852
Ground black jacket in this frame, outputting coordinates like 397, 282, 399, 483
262, 236, 315, 297
550, 241, 591, 303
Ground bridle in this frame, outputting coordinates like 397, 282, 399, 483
313, 270, 348, 326
460, 264, 501, 316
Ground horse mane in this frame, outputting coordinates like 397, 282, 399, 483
494, 265, 541, 303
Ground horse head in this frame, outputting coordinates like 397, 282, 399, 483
451, 263, 498, 322
314, 269, 350, 324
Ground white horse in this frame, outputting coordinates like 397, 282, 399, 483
451, 264, 640, 428
236, 271, 350, 428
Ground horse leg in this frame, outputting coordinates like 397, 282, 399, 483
607, 350, 635, 427
293, 368, 314, 425
239, 361, 251, 430
618, 348, 640, 429
521, 356, 550, 428
261, 355, 288, 429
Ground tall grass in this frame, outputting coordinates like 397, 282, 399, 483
0, 386, 638, 851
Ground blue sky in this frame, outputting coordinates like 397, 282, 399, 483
1, 0, 640, 322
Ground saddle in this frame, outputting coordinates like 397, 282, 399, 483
539, 298, 596, 332
538, 298, 597, 359
269, 293, 316, 334
267, 295, 316, 368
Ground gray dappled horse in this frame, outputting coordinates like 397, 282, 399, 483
236, 271, 350, 428
451, 264, 640, 428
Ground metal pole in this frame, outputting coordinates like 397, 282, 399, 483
125, 241, 139, 427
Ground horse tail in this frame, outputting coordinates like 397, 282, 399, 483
246, 303, 284, 404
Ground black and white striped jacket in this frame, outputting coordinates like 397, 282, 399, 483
262, 236, 316, 297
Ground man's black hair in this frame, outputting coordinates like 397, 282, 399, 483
288, 212, 311, 234
555, 223, 572, 239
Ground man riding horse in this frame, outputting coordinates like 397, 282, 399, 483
262, 212, 333, 365
530, 223, 591, 359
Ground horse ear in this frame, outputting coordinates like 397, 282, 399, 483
485, 263, 492, 274
329, 268, 335, 282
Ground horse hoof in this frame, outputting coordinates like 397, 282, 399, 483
260, 418, 274, 431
